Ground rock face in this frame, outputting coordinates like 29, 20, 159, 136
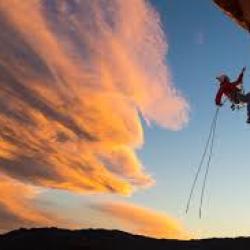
1, 228, 250, 250
214, 0, 250, 32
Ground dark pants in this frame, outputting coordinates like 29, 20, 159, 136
237, 92, 250, 117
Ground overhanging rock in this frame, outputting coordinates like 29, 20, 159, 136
214, 0, 250, 32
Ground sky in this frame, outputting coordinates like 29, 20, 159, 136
0, 0, 250, 239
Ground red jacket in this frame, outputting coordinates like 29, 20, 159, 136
215, 72, 244, 105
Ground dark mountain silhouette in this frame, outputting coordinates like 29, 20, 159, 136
0, 228, 250, 250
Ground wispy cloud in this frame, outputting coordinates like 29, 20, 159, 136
0, 174, 68, 232
0, 0, 188, 230
0, 0, 188, 194
194, 32, 205, 45
93, 201, 189, 239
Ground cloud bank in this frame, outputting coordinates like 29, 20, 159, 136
0, 0, 188, 232
0, 0, 188, 195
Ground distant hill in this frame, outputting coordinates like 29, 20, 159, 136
0, 228, 250, 250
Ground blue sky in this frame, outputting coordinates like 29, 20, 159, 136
135, 0, 250, 238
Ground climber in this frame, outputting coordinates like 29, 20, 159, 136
215, 67, 250, 123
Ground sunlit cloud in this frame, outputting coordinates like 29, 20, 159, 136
0, 0, 188, 195
93, 201, 189, 239
0, 0, 188, 231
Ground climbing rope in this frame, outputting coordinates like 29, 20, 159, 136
199, 107, 219, 218
186, 106, 220, 217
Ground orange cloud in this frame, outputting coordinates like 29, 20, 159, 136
0, 0, 188, 231
0, 0, 188, 196
93, 201, 189, 240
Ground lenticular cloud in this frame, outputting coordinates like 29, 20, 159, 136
0, 0, 188, 200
